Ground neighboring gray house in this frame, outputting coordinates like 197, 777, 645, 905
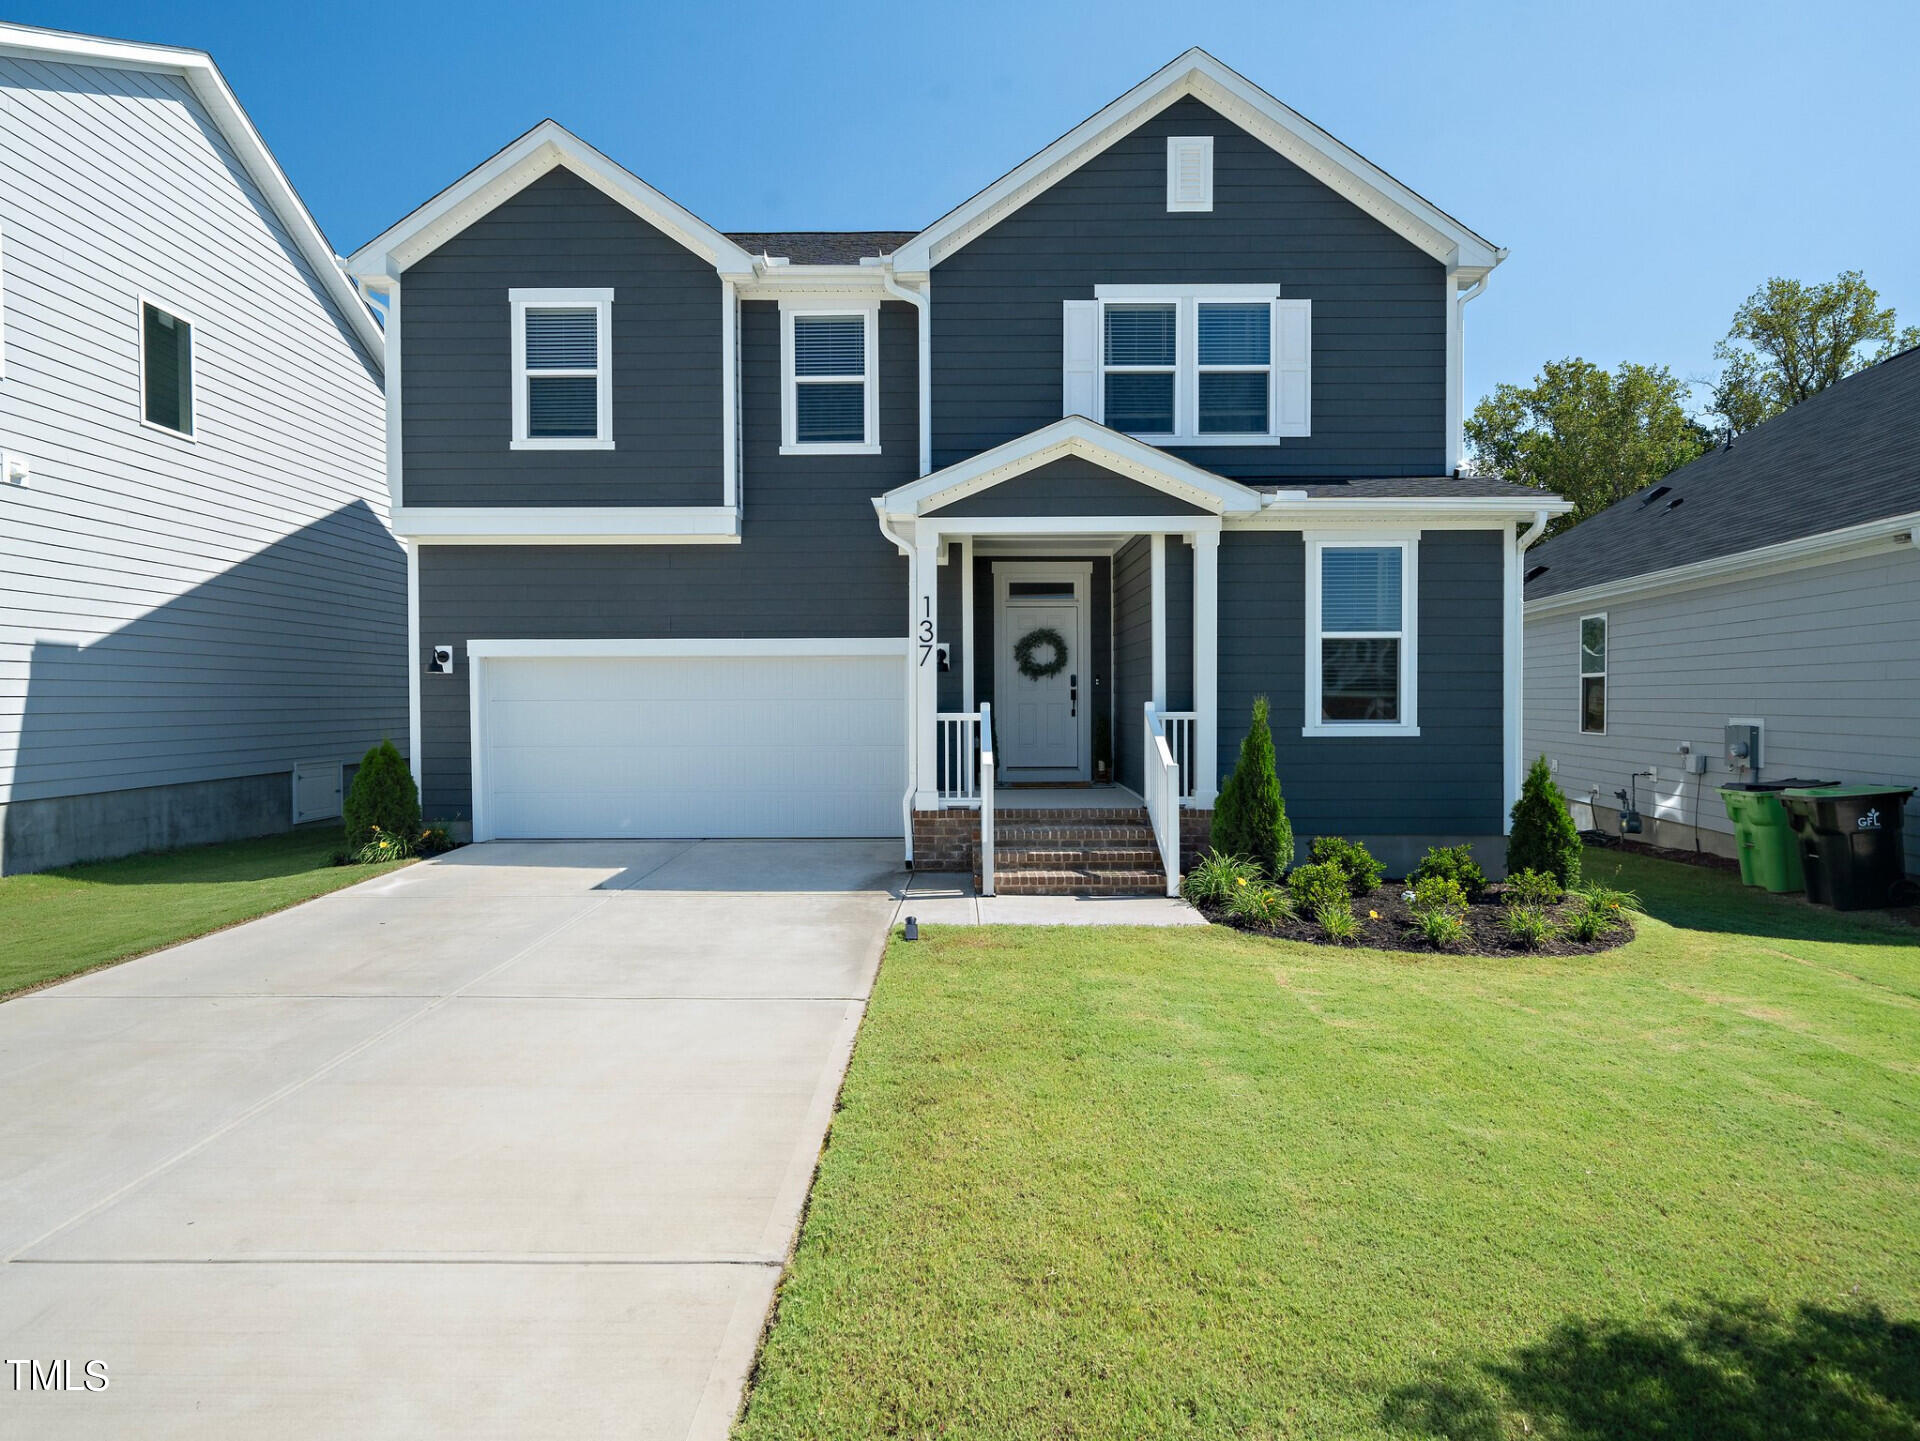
347, 49, 1568, 893
0, 24, 401, 873
1524, 347, 1920, 869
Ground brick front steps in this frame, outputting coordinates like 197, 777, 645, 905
986, 809, 1167, 896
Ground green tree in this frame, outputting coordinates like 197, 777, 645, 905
1711, 271, 1920, 434
1466, 358, 1710, 532
343, 739, 421, 848
1506, 755, 1582, 888
1210, 696, 1293, 878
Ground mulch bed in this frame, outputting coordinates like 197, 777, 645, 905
1199, 879, 1634, 957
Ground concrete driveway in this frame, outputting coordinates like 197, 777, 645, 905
0, 839, 901, 1440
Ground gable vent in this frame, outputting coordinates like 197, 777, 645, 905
1166, 136, 1214, 212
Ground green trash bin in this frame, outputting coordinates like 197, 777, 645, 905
1779, 785, 1916, 910
1720, 781, 1833, 892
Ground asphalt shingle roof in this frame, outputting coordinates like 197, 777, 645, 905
1525, 346, 1920, 600
726, 231, 917, 264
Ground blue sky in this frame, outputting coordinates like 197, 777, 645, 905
21, 0, 1918, 409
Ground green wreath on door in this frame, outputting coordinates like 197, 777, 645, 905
1013, 626, 1069, 682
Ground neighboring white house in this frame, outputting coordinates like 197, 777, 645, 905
1523, 346, 1920, 871
0, 23, 401, 872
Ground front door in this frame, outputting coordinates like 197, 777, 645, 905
995, 565, 1090, 780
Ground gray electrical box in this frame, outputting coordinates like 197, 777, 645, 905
1724, 721, 1761, 773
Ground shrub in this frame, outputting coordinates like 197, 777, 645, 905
1505, 868, 1564, 908
344, 740, 420, 849
1211, 696, 1293, 877
1314, 898, 1360, 943
1507, 755, 1583, 888
1408, 843, 1488, 901
353, 826, 416, 865
1287, 860, 1350, 916
1413, 908, 1468, 949
1181, 849, 1266, 907
1226, 880, 1296, 929
1575, 878, 1640, 915
1563, 902, 1610, 943
1307, 836, 1385, 897
1410, 875, 1469, 918
417, 827, 456, 857
1502, 904, 1555, 950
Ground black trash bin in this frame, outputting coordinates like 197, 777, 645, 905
1778, 786, 1915, 910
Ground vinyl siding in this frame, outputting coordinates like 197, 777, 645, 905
1524, 545, 1920, 870
0, 56, 398, 807
400, 166, 723, 507
931, 95, 1447, 479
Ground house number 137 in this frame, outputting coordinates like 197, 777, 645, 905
918, 596, 934, 665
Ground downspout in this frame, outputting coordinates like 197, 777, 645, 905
880, 272, 931, 477
875, 500, 919, 862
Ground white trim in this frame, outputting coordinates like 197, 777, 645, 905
1578, 612, 1608, 736
1165, 135, 1214, 212
992, 561, 1096, 782
1191, 528, 1220, 805
889, 48, 1501, 275
1236, 494, 1575, 527
880, 415, 1262, 518
1525, 509, 1920, 615
919, 514, 1224, 538
721, 280, 739, 508
1150, 534, 1168, 707
914, 536, 942, 808
509, 288, 613, 449
136, 293, 196, 440
1303, 532, 1420, 738
960, 534, 976, 710
390, 505, 740, 544
779, 300, 881, 454
369, 271, 403, 509
1088, 288, 1296, 445
406, 541, 421, 797
466, 637, 908, 660
346, 119, 756, 280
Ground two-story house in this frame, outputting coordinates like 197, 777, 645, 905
346, 49, 1568, 892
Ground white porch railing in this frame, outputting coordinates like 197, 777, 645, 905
1159, 710, 1198, 800
1143, 702, 1182, 897
978, 701, 996, 897
936, 711, 981, 804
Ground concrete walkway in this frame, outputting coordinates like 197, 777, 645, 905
0, 840, 900, 1440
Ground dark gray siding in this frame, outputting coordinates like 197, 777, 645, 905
402, 167, 724, 507
931, 96, 1446, 480
415, 297, 919, 820
1218, 529, 1504, 852
1112, 537, 1193, 793
925, 456, 1210, 517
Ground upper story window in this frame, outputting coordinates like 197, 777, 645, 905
510, 288, 613, 450
781, 302, 879, 455
1066, 286, 1310, 444
140, 298, 194, 437
1304, 536, 1419, 737
1580, 614, 1607, 734
1166, 136, 1214, 212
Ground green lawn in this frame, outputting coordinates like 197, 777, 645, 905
0, 827, 411, 996
738, 851, 1920, 1440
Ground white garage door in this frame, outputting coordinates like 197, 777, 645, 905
473, 648, 906, 839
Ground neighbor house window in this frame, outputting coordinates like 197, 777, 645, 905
140, 299, 193, 436
781, 302, 879, 453
510, 288, 613, 449
1088, 286, 1309, 442
1580, 614, 1607, 734
1305, 537, 1419, 736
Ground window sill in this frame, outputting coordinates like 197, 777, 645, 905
1301, 722, 1421, 739
139, 417, 197, 444
780, 442, 882, 456
511, 438, 615, 451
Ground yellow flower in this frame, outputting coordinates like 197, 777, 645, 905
1236, 877, 1248, 886
1368, 910, 1379, 919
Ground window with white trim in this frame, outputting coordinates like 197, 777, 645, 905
1305, 537, 1418, 736
510, 288, 612, 449
1579, 614, 1607, 734
1073, 286, 1310, 443
781, 302, 879, 454
140, 298, 194, 437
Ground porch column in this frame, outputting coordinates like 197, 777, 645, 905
1192, 528, 1220, 807
914, 531, 943, 810
1150, 533, 1168, 708
961, 535, 976, 710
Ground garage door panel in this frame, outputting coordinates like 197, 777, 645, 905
478, 653, 905, 839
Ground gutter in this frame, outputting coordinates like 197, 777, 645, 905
880, 272, 932, 476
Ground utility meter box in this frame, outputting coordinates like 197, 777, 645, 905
1725, 721, 1762, 773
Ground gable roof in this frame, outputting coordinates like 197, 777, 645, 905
0, 21, 383, 360
1525, 346, 1920, 603
889, 48, 1503, 276
346, 119, 760, 280
879, 416, 1265, 518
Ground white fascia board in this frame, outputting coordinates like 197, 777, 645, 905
880, 416, 1262, 518
913, 514, 1223, 538
890, 48, 1501, 274
735, 269, 897, 301
345, 120, 757, 280
391, 505, 741, 545
0, 23, 385, 363
468, 637, 909, 659
1233, 495, 1573, 528
1525, 509, 1920, 617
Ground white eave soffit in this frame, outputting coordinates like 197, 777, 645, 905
345, 120, 759, 280
889, 48, 1502, 275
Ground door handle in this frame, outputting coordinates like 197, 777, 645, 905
1069, 673, 1078, 717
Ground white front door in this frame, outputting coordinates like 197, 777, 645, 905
994, 564, 1092, 781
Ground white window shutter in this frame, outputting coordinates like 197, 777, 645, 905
1274, 298, 1311, 436
1166, 136, 1214, 212
1062, 299, 1098, 419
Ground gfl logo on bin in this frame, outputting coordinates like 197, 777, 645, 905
1856, 808, 1882, 830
